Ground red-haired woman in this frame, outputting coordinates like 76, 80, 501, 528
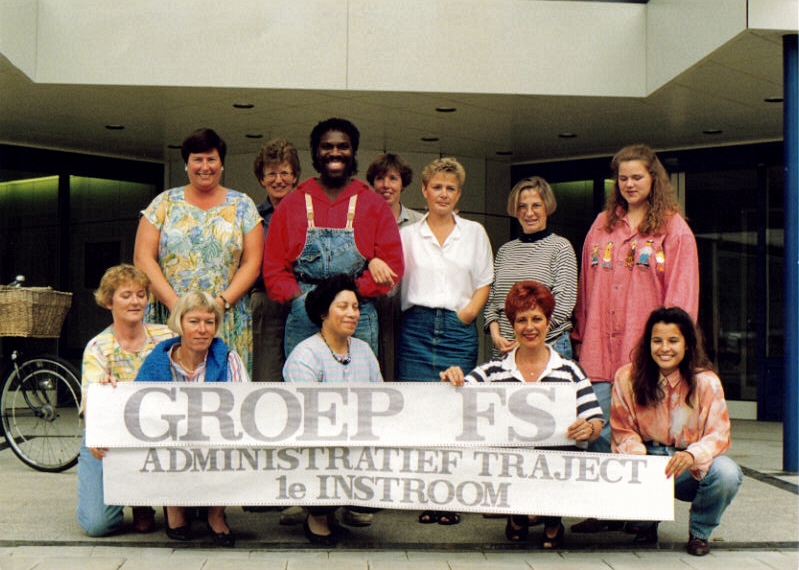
441, 281, 603, 549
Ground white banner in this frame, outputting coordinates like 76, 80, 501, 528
102, 446, 673, 520
86, 382, 577, 449
90, 382, 674, 520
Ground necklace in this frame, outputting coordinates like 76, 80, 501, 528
174, 346, 199, 373
319, 332, 351, 365
516, 347, 549, 382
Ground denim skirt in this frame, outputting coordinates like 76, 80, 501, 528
397, 306, 478, 382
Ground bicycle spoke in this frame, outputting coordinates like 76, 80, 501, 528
1, 356, 82, 472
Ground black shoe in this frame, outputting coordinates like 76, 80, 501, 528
206, 522, 235, 548
303, 514, 337, 546
541, 523, 565, 550
163, 507, 192, 541
505, 515, 529, 542
623, 521, 642, 535
633, 522, 659, 544
687, 535, 710, 556
131, 507, 156, 533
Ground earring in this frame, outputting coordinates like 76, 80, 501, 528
184, 165, 188, 171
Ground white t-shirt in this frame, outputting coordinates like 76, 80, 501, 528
400, 214, 494, 312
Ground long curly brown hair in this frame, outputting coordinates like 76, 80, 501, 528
630, 307, 713, 408
604, 144, 679, 235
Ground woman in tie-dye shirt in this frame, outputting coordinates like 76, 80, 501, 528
611, 307, 741, 556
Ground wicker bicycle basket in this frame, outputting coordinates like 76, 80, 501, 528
0, 286, 73, 338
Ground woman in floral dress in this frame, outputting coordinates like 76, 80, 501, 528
134, 128, 262, 374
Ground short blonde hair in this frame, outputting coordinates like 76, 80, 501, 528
94, 264, 150, 308
421, 157, 466, 188
167, 291, 223, 337
507, 176, 557, 217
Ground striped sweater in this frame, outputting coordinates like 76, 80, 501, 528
484, 231, 577, 358
464, 346, 603, 448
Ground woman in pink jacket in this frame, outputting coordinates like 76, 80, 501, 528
571, 145, 699, 534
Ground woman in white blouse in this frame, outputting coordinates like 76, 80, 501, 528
397, 157, 494, 525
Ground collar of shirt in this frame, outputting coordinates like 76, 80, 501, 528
518, 228, 552, 243
658, 368, 684, 389
257, 199, 275, 215
418, 212, 463, 243
502, 345, 561, 381
397, 204, 412, 225
300, 177, 368, 205
169, 346, 209, 382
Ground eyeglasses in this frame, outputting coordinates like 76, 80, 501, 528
264, 171, 294, 181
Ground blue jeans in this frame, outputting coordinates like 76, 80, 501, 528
398, 306, 478, 382
586, 381, 611, 453
549, 332, 572, 359
76, 435, 123, 536
636, 444, 742, 539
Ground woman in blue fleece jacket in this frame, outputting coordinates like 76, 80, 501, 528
136, 291, 249, 546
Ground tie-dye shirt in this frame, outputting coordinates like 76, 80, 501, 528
610, 363, 731, 480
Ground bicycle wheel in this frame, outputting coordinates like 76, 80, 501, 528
0, 355, 83, 472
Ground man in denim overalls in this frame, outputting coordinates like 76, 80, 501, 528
263, 118, 404, 362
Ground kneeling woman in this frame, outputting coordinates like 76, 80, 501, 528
440, 280, 603, 548
610, 306, 742, 556
283, 274, 383, 545
136, 291, 250, 547
78, 264, 176, 536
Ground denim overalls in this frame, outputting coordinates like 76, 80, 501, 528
283, 193, 378, 357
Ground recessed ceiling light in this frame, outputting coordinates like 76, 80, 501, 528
436, 107, 456, 113
246, 133, 263, 139
421, 136, 440, 142
558, 132, 577, 139
702, 129, 723, 135
233, 103, 254, 109
167, 144, 181, 150
105, 124, 124, 130
764, 96, 783, 103
495, 150, 513, 156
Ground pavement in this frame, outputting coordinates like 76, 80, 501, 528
0, 419, 797, 569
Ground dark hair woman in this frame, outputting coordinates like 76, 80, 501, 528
134, 128, 263, 378
283, 274, 382, 544
610, 307, 742, 556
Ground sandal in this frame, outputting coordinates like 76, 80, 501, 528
437, 511, 461, 525
418, 510, 439, 524
541, 523, 565, 550
505, 515, 529, 542
303, 514, 337, 546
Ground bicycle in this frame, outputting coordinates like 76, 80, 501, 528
0, 276, 82, 472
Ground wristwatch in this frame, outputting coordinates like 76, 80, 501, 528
218, 294, 231, 310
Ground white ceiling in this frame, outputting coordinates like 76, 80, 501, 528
0, 29, 786, 167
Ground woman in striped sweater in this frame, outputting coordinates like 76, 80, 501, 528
484, 177, 577, 360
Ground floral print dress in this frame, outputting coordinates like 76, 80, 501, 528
141, 187, 261, 374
